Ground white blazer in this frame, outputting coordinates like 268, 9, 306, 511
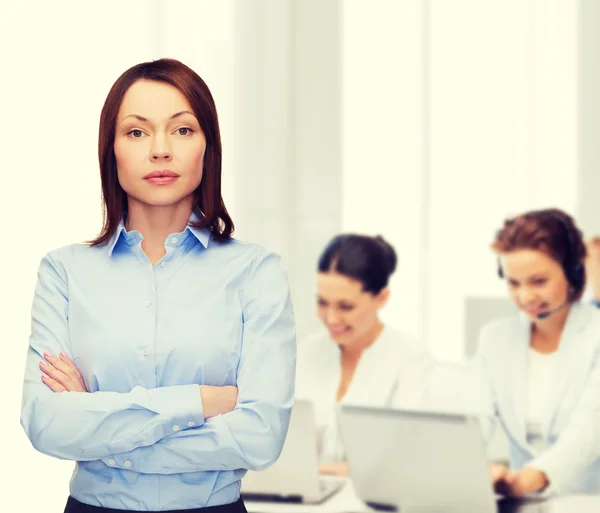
296, 325, 433, 463
472, 301, 600, 494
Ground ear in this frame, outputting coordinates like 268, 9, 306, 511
375, 287, 390, 309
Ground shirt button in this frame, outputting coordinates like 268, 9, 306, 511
124, 461, 132, 467
187, 421, 195, 427
160, 261, 167, 268
171, 237, 178, 244
173, 425, 180, 432
108, 459, 116, 466
144, 300, 151, 307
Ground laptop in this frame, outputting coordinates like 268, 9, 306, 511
241, 399, 345, 504
337, 405, 501, 513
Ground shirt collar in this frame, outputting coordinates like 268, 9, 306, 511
107, 211, 211, 256
187, 211, 211, 248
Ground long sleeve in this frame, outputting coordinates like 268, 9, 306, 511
20, 254, 205, 461
527, 344, 600, 494
469, 326, 499, 445
100, 251, 297, 473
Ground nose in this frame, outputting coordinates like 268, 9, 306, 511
326, 308, 342, 325
518, 287, 537, 306
150, 134, 172, 161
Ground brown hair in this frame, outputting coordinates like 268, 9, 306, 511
89, 58, 234, 246
492, 208, 587, 300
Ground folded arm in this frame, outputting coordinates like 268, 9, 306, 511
100, 251, 297, 473
20, 254, 205, 461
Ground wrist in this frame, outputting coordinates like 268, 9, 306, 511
199, 385, 213, 419
537, 470, 549, 492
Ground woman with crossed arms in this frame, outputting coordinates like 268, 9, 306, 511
20, 59, 296, 513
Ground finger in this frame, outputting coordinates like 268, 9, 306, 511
42, 374, 67, 392
44, 352, 75, 376
44, 353, 82, 387
40, 360, 77, 390
59, 352, 84, 382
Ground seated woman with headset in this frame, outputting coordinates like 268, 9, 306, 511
474, 208, 600, 497
295, 234, 433, 477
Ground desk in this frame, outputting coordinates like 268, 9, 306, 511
245, 479, 600, 513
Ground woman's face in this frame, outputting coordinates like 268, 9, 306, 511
114, 79, 206, 210
499, 249, 571, 321
316, 271, 389, 347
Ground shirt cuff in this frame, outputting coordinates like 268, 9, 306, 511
526, 457, 560, 496
101, 385, 204, 471
147, 384, 205, 430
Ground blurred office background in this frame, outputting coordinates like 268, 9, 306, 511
1, 0, 600, 509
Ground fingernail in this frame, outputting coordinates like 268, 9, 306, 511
40, 360, 48, 366
41, 375, 48, 380
60, 351, 67, 358
44, 352, 52, 359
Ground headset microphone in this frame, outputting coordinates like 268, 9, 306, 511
536, 300, 570, 320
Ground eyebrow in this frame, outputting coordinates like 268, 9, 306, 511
508, 273, 548, 282
119, 111, 196, 123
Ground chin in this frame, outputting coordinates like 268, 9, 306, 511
333, 334, 357, 347
129, 189, 196, 208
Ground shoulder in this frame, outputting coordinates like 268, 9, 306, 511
475, 314, 525, 361
41, 242, 107, 275
298, 331, 331, 357
479, 315, 520, 342
212, 238, 288, 277
295, 331, 337, 395
297, 331, 338, 375
569, 302, 600, 347
382, 326, 429, 359
578, 301, 600, 327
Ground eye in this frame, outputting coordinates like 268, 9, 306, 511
127, 129, 145, 138
176, 127, 193, 136
340, 304, 354, 311
532, 278, 547, 286
317, 299, 327, 307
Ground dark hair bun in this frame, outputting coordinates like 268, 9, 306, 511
375, 235, 398, 275
318, 233, 398, 294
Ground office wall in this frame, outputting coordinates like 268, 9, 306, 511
577, 0, 600, 237
341, 0, 426, 341
341, 0, 580, 361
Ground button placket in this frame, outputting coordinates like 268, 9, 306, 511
139, 267, 158, 388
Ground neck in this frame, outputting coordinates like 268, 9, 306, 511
125, 196, 194, 257
341, 320, 384, 360
531, 303, 571, 352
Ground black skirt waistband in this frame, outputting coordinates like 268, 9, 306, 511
64, 496, 247, 513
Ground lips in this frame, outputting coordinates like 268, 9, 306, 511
328, 326, 350, 336
144, 170, 180, 179
524, 305, 546, 314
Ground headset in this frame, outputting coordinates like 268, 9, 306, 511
497, 210, 585, 306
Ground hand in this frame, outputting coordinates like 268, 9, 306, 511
199, 385, 238, 419
494, 466, 549, 497
40, 351, 87, 393
319, 462, 349, 477
490, 463, 509, 485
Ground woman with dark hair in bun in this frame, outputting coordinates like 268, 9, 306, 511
295, 234, 434, 477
